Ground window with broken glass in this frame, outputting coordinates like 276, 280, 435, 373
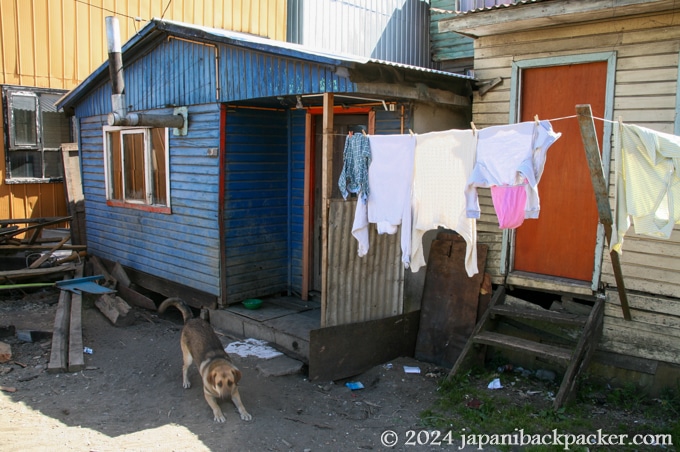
2, 86, 71, 182
103, 126, 169, 209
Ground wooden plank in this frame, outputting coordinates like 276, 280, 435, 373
576, 104, 631, 321
308, 310, 419, 382
47, 287, 71, 373
448, 285, 506, 380
491, 304, 588, 326
554, 298, 603, 408
68, 265, 85, 372
0, 264, 77, 282
116, 284, 157, 311
61, 143, 86, 246
111, 262, 132, 288
319, 92, 333, 328
473, 331, 572, 365
606, 289, 680, 317
28, 236, 70, 269
415, 235, 488, 367
122, 263, 217, 310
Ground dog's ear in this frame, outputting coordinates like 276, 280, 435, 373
232, 368, 242, 384
207, 370, 216, 386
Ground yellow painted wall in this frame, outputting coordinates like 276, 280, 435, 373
0, 0, 287, 223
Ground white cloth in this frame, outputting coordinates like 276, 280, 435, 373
410, 129, 478, 276
611, 123, 680, 253
465, 120, 561, 220
352, 134, 416, 265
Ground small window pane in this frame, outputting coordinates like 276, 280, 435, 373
151, 128, 167, 205
44, 150, 64, 179
42, 111, 72, 148
8, 150, 42, 178
123, 133, 146, 201
11, 94, 38, 146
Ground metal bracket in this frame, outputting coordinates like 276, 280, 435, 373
173, 106, 188, 136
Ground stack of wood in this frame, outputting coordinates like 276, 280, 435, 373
47, 264, 86, 373
89, 256, 156, 326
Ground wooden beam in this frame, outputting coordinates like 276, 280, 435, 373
320, 93, 333, 328
47, 285, 71, 373
28, 236, 70, 269
68, 265, 85, 372
576, 104, 631, 321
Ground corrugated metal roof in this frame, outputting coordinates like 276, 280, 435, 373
432, 0, 549, 15
58, 17, 474, 111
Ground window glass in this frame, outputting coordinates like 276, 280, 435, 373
3, 87, 71, 181
11, 94, 38, 147
123, 132, 146, 201
151, 128, 167, 205
104, 126, 169, 208
8, 151, 42, 178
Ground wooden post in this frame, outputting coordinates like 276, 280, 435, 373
320, 93, 334, 328
575, 104, 631, 321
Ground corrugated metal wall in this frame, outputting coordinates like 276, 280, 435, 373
224, 108, 290, 303
73, 40, 359, 118
325, 108, 408, 326
1, 0, 286, 223
79, 104, 223, 295
287, 0, 433, 68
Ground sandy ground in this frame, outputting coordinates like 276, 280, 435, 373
0, 289, 469, 452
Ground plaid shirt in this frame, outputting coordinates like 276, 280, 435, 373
338, 134, 372, 203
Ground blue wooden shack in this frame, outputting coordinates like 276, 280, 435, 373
57, 18, 474, 352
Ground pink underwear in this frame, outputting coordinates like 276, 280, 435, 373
490, 185, 527, 229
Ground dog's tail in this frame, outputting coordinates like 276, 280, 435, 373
158, 297, 193, 323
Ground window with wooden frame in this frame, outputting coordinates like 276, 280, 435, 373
2, 85, 71, 182
103, 126, 170, 212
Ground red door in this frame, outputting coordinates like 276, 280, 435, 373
513, 62, 607, 281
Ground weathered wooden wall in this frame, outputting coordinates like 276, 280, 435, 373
440, 9, 680, 368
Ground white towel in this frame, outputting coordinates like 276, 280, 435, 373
410, 129, 478, 276
352, 134, 416, 265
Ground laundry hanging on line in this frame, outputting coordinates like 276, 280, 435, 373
611, 122, 680, 253
465, 120, 562, 228
351, 134, 416, 266
338, 132, 371, 203
339, 119, 560, 277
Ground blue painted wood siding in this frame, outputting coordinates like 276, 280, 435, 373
73, 37, 357, 118
78, 104, 223, 296
224, 108, 290, 302
289, 110, 307, 293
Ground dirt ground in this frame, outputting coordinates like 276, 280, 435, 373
0, 288, 476, 452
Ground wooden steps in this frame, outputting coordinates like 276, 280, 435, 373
447, 285, 604, 409
472, 331, 572, 365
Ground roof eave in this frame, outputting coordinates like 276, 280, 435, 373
437, 0, 680, 38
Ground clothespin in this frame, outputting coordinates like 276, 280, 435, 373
361, 129, 367, 136
534, 114, 540, 125
408, 129, 414, 136
470, 122, 478, 136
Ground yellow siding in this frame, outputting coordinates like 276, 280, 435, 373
0, 0, 287, 222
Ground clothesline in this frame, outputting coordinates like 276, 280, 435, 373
318, 114, 621, 138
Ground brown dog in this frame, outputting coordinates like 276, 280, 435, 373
158, 297, 252, 422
